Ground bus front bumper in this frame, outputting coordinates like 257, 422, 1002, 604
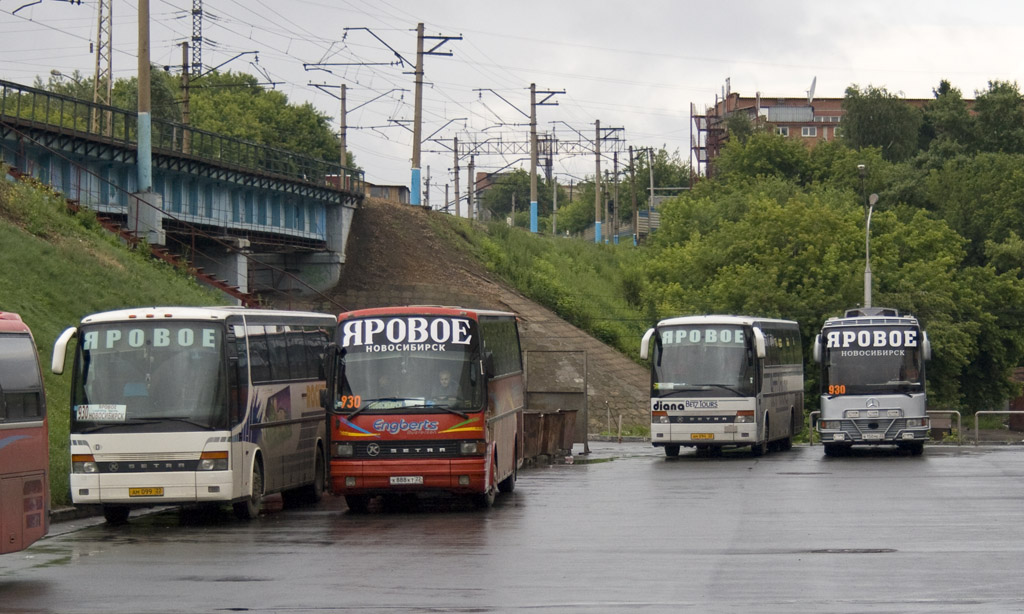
651, 422, 758, 446
69, 471, 236, 506
329, 458, 488, 495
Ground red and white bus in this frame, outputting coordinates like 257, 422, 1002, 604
0, 312, 49, 554
321, 306, 524, 511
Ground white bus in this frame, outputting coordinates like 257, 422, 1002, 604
641, 315, 804, 457
51, 306, 336, 523
813, 307, 931, 456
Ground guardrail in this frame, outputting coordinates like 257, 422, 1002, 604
973, 410, 1024, 445
807, 409, 962, 445
0, 79, 363, 192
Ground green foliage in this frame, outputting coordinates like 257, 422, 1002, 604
973, 80, 1024, 154
0, 169, 227, 506
842, 84, 924, 162
714, 130, 812, 183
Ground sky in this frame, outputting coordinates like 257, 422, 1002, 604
3, 0, 1024, 210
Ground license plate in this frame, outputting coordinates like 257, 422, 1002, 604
129, 487, 164, 497
390, 476, 423, 485
690, 433, 714, 440
863, 433, 884, 441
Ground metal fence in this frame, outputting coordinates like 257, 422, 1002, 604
0, 79, 363, 193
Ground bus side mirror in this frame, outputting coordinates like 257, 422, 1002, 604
752, 328, 767, 359
320, 344, 340, 409
51, 326, 77, 375
922, 332, 932, 361
640, 328, 654, 360
812, 334, 822, 363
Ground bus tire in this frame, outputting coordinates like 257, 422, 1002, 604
779, 412, 794, 451
103, 505, 130, 525
344, 495, 370, 513
751, 418, 768, 456
474, 460, 498, 509
664, 444, 681, 457
498, 451, 517, 493
284, 447, 326, 507
233, 460, 264, 520
823, 443, 843, 457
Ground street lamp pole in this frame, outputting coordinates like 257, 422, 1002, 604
865, 192, 878, 309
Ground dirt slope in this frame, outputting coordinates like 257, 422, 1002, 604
304, 197, 650, 432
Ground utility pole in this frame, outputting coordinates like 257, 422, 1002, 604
191, 0, 203, 75
138, 0, 152, 193
424, 165, 431, 209
453, 136, 460, 218
339, 83, 347, 173
629, 146, 638, 245
92, 0, 112, 135
613, 151, 619, 243
648, 148, 655, 240
529, 83, 564, 233
180, 42, 191, 154
410, 23, 461, 207
468, 155, 476, 220
552, 176, 558, 236
594, 119, 602, 243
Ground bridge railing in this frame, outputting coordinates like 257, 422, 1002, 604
0, 79, 363, 194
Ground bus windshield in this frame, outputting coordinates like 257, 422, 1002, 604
652, 324, 755, 398
822, 326, 924, 395
70, 321, 227, 432
334, 315, 484, 414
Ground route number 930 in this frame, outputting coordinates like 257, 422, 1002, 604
336, 395, 362, 409
828, 385, 847, 395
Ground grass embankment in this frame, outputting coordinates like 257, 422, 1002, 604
0, 169, 227, 506
431, 216, 651, 362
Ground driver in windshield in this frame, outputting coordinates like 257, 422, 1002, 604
433, 369, 457, 400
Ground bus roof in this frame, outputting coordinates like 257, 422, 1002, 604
655, 314, 799, 328
78, 306, 336, 325
822, 312, 921, 329
0, 311, 30, 334
337, 305, 517, 322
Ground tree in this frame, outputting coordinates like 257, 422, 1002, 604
972, 80, 1024, 154
713, 130, 811, 184
841, 85, 923, 162
920, 80, 976, 153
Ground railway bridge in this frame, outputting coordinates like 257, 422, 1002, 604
0, 79, 363, 304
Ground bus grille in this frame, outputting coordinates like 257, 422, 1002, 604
840, 418, 909, 440
352, 440, 463, 459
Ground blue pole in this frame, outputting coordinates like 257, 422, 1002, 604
530, 201, 538, 233
138, 112, 153, 192
595, 221, 602, 244
411, 168, 421, 205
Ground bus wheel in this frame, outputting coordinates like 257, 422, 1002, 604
665, 445, 681, 457
103, 505, 130, 525
233, 461, 264, 520
498, 457, 517, 493
905, 442, 925, 456
823, 443, 843, 457
344, 495, 370, 514
474, 461, 498, 509
751, 421, 768, 456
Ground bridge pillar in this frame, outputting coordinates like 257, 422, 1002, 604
249, 251, 343, 298
194, 239, 250, 303
128, 191, 165, 245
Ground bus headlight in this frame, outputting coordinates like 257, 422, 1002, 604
199, 451, 229, 471
735, 410, 755, 423
460, 441, 485, 455
71, 454, 98, 473
905, 418, 928, 428
334, 443, 355, 458
819, 420, 840, 430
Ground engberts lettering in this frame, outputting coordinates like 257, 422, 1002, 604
342, 317, 472, 349
372, 418, 440, 435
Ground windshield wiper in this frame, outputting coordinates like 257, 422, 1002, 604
427, 402, 468, 419
705, 384, 744, 396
